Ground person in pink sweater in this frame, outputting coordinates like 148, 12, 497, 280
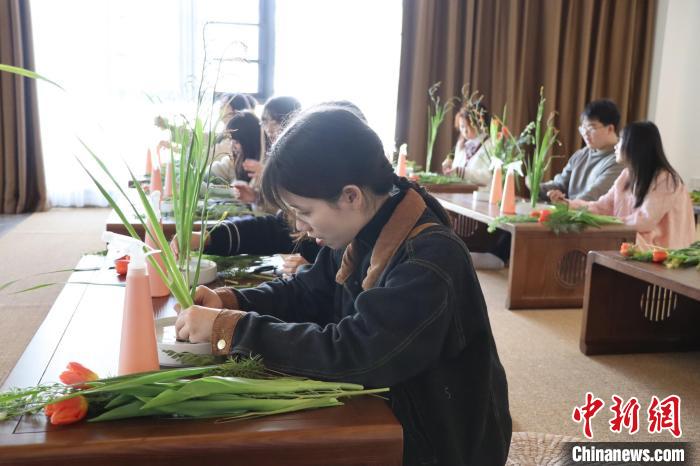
568, 121, 694, 249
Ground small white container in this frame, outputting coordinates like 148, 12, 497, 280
186, 258, 218, 285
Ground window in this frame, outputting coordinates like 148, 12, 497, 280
192, 0, 274, 101
30, 0, 401, 206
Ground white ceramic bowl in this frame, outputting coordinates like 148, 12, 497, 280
187, 258, 218, 285
155, 316, 211, 367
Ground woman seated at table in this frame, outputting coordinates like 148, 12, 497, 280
209, 110, 262, 185
568, 121, 694, 249
175, 105, 512, 466
442, 99, 492, 186
183, 97, 309, 275
190, 101, 369, 276
235, 95, 303, 185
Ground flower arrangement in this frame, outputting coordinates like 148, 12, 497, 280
525, 87, 560, 207
484, 107, 534, 177
425, 81, 458, 173
0, 359, 387, 425
459, 85, 489, 134
620, 241, 700, 270
0, 63, 225, 309
487, 203, 622, 234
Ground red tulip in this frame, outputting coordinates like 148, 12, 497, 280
529, 210, 541, 218
538, 209, 552, 223
652, 250, 668, 263
44, 395, 88, 425
620, 242, 635, 257
59, 362, 98, 387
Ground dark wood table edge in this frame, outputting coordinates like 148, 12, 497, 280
580, 250, 700, 355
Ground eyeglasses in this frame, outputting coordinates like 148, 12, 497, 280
578, 124, 604, 135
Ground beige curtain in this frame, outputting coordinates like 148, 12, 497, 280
396, 0, 657, 175
0, 0, 47, 213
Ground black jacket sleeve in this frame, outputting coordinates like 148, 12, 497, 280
204, 211, 322, 262
229, 238, 466, 388
204, 212, 295, 256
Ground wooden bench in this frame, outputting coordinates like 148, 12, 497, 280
580, 250, 700, 355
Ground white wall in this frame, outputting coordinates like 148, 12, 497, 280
648, 0, 700, 190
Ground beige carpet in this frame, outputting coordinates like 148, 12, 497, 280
478, 268, 700, 443
1, 207, 698, 446
0, 208, 108, 385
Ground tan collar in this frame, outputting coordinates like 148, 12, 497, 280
336, 189, 428, 290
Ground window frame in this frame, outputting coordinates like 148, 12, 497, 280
204, 0, 275, 102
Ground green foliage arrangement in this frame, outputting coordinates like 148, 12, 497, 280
622, 241, 700, 270
0, 358, 387, 423
415, 172, 465, 185
0, 63, 225, 309
488, 204, 622, 234
525, 87, 560, 207
484, 107, 534, 175
691, 190, 700, 204
426, 82, 458, 173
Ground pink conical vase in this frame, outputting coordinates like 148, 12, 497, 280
397, 151, 407, 177
144, 222, 170, 298
150, 165, 163, 196
489, 168, 503, 205
500, 171, 516, 215
164, 161, 174, 198
145, 148, 153, 177
119, 262, 160, 375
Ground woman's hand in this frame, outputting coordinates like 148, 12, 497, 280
174, 286, 227, 342
441, 158, 454, 175
232, 181, 258, 204
242, 159, 262, 178
194, 285, 224, 308
279, 253, 309, 277
547, 189, 566, 203
175, 305, 219, 343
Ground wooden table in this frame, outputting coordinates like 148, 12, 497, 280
423, 182, 478, 194
105, 201, 247, 239
0, 256, 403, 466
105, 209, 198, 238
580, 251, 700, 355
434, 192, 637, 309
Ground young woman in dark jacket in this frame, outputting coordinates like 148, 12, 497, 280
175, 106, 512, 465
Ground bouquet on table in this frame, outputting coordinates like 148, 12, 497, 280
620, 241, 700, 270
488, 203, 622, 234
524, 87, 560, 207
0, 360, 386, 425
484, 107, 534, 179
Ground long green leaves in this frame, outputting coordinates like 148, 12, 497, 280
488, 204, 622, 234
525, 87, 560, 207
0, 63, 65, 90
485, 107, 534, 176
1, 358, 389, 424
426, 82, 457, 173
1, 63, 222, 309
